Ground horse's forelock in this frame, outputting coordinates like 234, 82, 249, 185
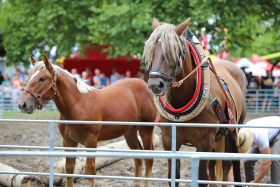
142, 23, 186, 70
32, 61, 50, 75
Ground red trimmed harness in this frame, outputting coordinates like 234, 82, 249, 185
24, 71, 57, 110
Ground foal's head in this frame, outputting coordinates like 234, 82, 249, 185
18, 55, 56, 114
142, 18, 191, 96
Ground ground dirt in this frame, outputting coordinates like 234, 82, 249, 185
0, 112, 276, 187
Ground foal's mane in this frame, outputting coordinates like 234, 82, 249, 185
33, 61, 94, 94
142, 23, 186, 69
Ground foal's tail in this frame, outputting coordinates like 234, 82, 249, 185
213, 139, 225, 184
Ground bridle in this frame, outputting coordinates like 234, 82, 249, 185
24, 71, 57, 110
149, 35, 187, 87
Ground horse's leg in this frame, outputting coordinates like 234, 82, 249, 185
124, 126, 143, 187
222, 160, 232, 187
161, 126, 181, 187
139, 126, 154, 187
63, 139, 78, 187
208, 159, 217, 187
197, 137, 215, 187
84, 136, 98, 187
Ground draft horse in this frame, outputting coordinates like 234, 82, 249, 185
18, 55, 157, 187
142, 18, 247, 187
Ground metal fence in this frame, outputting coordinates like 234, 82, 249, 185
0, 87, 57, 113
0, 119, 280, 187
246, 89, 280, 113
0, 88, 279, 115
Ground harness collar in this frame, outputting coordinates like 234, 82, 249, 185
24, 71, 57, 110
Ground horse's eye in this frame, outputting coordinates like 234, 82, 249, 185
39, 77, 46, 82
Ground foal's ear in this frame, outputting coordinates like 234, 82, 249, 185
30, 55, 38, 66
175, 17, 191, 35
152, 18, 160, 30
42, 54, 54, 73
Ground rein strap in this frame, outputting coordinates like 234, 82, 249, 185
171, 57, 209, 87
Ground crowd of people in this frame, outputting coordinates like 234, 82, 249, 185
0, 68, 31, 107
71, 67, 145, 89
0, 67, 146, 109
244, 70, 280, 111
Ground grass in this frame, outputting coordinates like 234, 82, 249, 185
3, 110, 60, 119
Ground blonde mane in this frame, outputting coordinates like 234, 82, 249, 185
142, 23, 186, 69
33, 61, 94, 94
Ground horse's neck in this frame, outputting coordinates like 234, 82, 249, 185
53, 70, 90, 118
169, 50, 197, 108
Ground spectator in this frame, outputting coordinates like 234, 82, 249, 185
3, 81, 12, 106
71, 68, 81, 78
93, 68, 101, 89
247, 76, 259, 109
81, 71, 90, 85
0, 71, 3, 85
239, 116, 280, 185
110, 68, 121, 84
135, 71, 145, 81
12, 73, 23, 91
2, 74, 12, 86
262, 71, 274, 111
86, 67, 94, 86
11, 68, 24, 80
97, 72, 110, 89
23, 69, 32, 86
124, 70, 131, 79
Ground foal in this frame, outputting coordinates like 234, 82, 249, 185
18, 55, 157, 187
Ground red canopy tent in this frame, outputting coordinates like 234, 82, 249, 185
63, 45, 142, 78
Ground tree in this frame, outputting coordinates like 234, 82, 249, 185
0, 0, 279, 66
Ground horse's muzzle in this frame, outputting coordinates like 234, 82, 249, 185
148, 78, 168, 96
18, 100, 35, 114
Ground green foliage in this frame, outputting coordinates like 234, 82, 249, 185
0, 0, 279, 65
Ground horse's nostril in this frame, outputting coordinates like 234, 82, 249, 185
159, 81, 164, 89
19, 102, 26, 110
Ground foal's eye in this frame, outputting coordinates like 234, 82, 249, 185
39, 77, 46, 82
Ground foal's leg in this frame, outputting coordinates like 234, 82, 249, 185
124, 126, 144, 187
63, 139, 78, 187
139, 126, 155, 187
84, 136, 98, 187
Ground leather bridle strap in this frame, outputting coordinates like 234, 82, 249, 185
207, 57, 233, 110
172, 56, 233, 111
24, 71, 57, 110
171, 57, 209, 87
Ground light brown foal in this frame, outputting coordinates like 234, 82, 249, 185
18, 55, 157, 187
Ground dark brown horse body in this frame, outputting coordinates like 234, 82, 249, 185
143, 18, 246, 186
18, 55, 157, 187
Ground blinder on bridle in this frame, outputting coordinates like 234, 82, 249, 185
148, 35, 187, 87
24, 71, 57, 110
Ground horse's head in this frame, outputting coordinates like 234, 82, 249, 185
18, 54, 56, 114
143, 18, 191, 96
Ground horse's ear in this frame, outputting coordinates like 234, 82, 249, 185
30, 55, 38, 66
175, 17, 191, 35
152, 18, 160, 30
42, 54, 53, 73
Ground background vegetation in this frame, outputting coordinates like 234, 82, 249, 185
0, 0, 279, 66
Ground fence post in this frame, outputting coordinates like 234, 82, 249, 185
0, 89, 3, 118
49, 121, 54, 187
191, 157, 199, 187
256, 89, 259, 113
171, 125, 177, 187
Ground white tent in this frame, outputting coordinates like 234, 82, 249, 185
235, 58, 255, 69
235, 58, 267, 76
